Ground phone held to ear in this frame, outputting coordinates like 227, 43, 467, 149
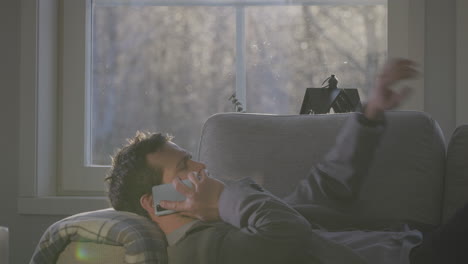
152, 179, 193, 216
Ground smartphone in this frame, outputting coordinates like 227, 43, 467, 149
152, 179, 193, 216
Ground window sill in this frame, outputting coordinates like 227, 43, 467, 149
17, 196, 110, 215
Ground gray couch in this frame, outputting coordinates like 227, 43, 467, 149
31, 111, 468, 263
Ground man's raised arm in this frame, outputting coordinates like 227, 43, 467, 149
284, 58, 420, 205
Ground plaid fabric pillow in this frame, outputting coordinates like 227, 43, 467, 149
30, 208, 167, 264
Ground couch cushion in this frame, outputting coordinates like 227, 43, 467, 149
198, 111, 445, 227
57, 242, 126, 264
30, 208, 167, 264
443, 125, 468, 222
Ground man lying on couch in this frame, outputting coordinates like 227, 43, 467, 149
106, 59, 464, 264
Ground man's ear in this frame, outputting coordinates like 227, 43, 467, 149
140, 193, 155, 215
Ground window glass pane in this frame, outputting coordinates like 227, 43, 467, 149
91, 5, 236, 165
246, 5, 387, 114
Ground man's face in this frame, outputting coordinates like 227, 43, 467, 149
146, 142, 206, 184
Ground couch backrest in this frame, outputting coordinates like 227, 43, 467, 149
198, 111, 446, 226
443, 125, 468, 222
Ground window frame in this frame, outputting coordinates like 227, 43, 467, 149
18, 0, 425, 215
18, 0, 109, 214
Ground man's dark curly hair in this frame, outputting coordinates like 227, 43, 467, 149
105, 131, 172, 218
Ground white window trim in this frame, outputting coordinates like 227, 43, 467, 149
18, 0, 424, 215
60, 0, 108, 194
18, 0, 109, 214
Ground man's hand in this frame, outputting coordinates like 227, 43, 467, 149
160, 169, 225, 222
365, 58, 420, 120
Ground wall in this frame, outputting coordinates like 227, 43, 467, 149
0, 0, 463, 263
424, 0, 457, 141
0, 1, 65, 263
456, 0, 468, 126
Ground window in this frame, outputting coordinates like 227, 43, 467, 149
63, 0, 388, 194
87, 2, 387, 166
19, 0, 424, 214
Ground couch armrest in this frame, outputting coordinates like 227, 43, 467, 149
30, 208, 167, 264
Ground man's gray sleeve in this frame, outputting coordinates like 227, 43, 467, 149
219, 178, 311, 236
217, 178, 368, 264
217, 178, 312, 263
284, 113, 385, 205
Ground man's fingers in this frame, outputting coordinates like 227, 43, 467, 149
390, 86, 413, 107
172, 177, 193, 196
159, 200, 186, 212
400, 86, 413, 99
403, 68, 419, 79
187, 172, 200, 188
394, 58, 417, 68
198, 169, 208, 182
